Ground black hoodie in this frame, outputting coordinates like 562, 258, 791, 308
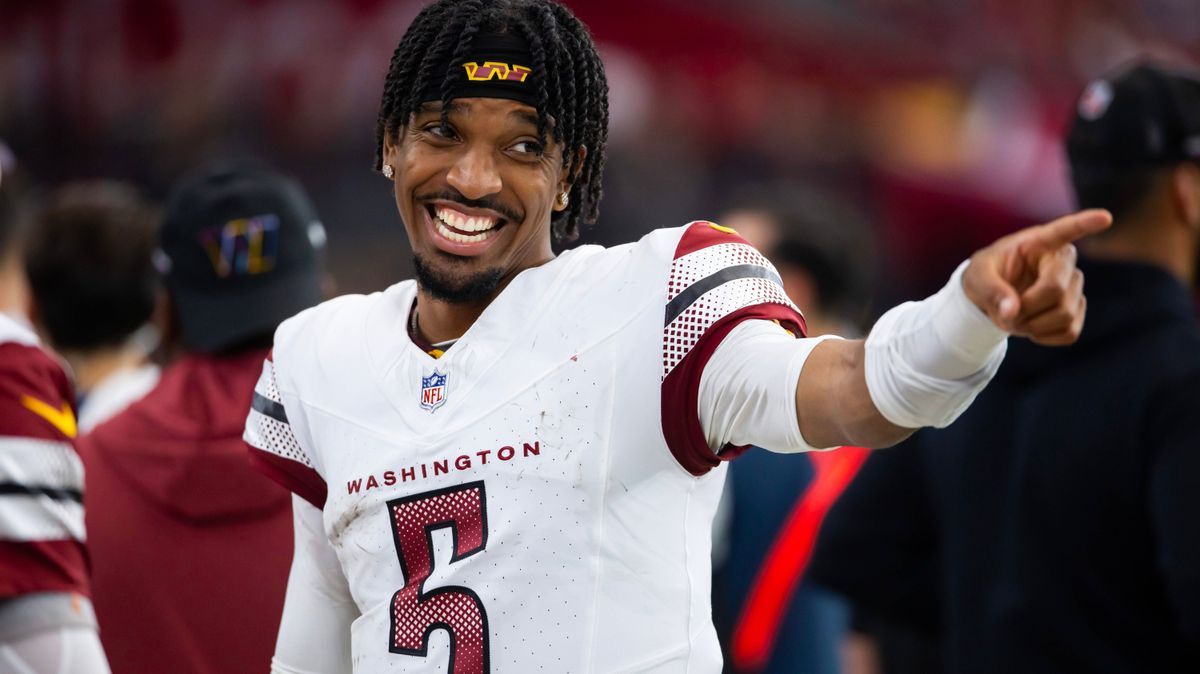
812, 258, 1200, 674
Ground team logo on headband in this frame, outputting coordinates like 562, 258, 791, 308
463, 61, 532, 83
199, 214, 280, 278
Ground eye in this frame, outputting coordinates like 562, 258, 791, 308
420, 122, 458, 141
509, 139, 544, 156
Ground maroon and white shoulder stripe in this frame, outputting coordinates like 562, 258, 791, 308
661, 222, 807, 476
0, 329, 90, 599
244, 353, 327, 509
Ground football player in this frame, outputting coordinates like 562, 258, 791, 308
244, 2, 1107, 672
0, 149, 111, 672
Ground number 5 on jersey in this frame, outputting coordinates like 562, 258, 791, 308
388, 481, 490, 673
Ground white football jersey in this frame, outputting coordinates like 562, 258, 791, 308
245, 222, 805, 673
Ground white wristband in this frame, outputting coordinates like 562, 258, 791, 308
864, 261, 1008, 429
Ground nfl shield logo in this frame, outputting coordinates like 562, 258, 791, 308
420, 370, 448, 412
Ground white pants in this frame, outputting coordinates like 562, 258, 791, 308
0, 594, 109, 674
0, 627, 110, 674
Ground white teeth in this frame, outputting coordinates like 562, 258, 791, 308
434, 206, 498, 233
435, 219, 495, 244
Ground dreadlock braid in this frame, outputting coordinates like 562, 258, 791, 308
509, 15, 552, 147
523, 7, 584, 241
438, 2, 486, 130
549, 1, 607, 234
374, 0, 609, 244
532, 6, 574, 153
374, 2, 451, 172
411, 10, 468, 119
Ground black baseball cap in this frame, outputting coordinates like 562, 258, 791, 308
160, 162, 325, 352
1067, 62, 1200, 180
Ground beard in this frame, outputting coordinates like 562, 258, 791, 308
412, 253, 506, 304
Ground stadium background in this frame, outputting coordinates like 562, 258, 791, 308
5, 0, 1198, 315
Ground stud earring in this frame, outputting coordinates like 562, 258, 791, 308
557, 191, 569, 207
382, 164, 394, 179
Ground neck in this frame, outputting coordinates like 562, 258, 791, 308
63, 346, 149, 396
0, 258, 29, 319
412, 292, 489, 345
1081, 219, 1196, 287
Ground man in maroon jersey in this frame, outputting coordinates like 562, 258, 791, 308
77, 162, 326, 674
0, 146, 112, 672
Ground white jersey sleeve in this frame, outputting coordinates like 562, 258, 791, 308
698, 320, 842, 453
271, 495, 356, 674
658, 221, 808, 475
244, 353, 327, 509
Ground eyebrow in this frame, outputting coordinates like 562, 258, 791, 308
509, 110, 540, 128
415, 101, 544, 132
417, 100, 540, 123
415, 101, 465, 116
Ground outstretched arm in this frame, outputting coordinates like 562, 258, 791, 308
795, 209, 1111, 449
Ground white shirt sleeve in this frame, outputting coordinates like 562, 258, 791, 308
270, 496, 358, 674
697, 319, 842, 454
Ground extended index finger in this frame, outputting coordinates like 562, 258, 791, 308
1022, 209, 1113, 252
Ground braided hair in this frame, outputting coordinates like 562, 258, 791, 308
374, 0, 609, 244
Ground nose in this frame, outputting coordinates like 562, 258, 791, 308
446, 144, 502, 200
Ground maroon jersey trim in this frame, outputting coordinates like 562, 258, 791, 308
247, 445, 328, 509
673, 220, 740, 258
0, 539, 91, 600
660, 222, 806, 477
661, 304, 806, 476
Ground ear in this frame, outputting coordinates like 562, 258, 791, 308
554, 146, 588, 213
1171, 163, 1200, 230
383, 131, 402, 171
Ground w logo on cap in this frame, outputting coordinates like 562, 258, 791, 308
199, 214, 280, 278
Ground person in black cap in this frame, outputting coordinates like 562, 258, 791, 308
158, 164, 325, 354
811, 60, 1200, 674
75, 163, 327, 674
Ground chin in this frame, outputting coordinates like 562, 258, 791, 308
412, 253, 505, 304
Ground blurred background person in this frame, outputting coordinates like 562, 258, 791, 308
0, 146, 111, 672
720, 186, 876, 336
811, 61, 1200, 674
76, 163, 327, 674
711, 194, 874, 674
23, 182, 161, 433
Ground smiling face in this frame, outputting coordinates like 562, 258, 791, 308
384, 97, 573, 304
